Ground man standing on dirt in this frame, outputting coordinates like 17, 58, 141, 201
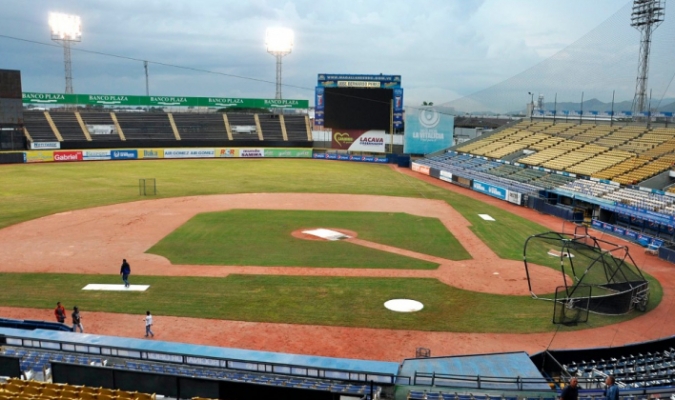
144, 311, 155, 338
72, 306, 84, 333
54, 302, 66, 323
120, 259, 131, 288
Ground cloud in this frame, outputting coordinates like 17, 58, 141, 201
0, 0, 648, 109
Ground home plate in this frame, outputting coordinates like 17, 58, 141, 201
384, 299, 424, 313
478, 214, 495, 221
82, 284, 150, 292
302, 229, 351, 241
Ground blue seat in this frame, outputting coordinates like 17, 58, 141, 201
408, 391, 427, 400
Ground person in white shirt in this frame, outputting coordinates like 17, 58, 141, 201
144, 311, 154, 338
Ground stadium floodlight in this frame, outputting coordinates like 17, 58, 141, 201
630, 0, 665, 115
49, 12, 82, 94
265, 27, 294, 100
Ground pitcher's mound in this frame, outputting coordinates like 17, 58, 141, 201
292, 228, 358, 241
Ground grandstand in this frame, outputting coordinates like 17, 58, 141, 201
22, 110, 313, 148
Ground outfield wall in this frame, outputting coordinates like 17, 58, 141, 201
0, 148, 396, 165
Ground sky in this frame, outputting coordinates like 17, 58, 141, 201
0, 0, 641, 107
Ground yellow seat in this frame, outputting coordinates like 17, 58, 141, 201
78, 390, 99, 400
116, 391, 137, 400
134, 393, 155, 400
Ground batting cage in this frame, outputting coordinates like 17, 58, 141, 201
523, 228, 649, 325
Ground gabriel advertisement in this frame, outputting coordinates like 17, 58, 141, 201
331, 129, 387, 153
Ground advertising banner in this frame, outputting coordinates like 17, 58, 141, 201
86, 124, 116, 135
216, 148, 238, 158
239, 148, 264, 158
317, 74, 401, 89
111, 150, 138, 160
440, 170, 453, 183
331, 129, 386, 153
83, 150, 111, 161
404, 107, 454, 154
411, 162, 431, 176
22, 92, 309, 109
472, 180, 507, 201
393, 88, 404, 129
139, 148, 163, 159
163, 148, 215, 158
53, 151, 83, 162
263, 148, 312, 158
25, 151, 54, 163
314, 87, 325, 126
30, 142, 60, 150
507, 191, 523, 205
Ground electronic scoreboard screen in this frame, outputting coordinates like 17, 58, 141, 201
324, 87, 392, 131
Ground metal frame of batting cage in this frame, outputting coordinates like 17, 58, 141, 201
523, 231, 649, 318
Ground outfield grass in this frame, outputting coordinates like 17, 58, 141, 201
147, 210, 470, 268
0, 273, 662, 333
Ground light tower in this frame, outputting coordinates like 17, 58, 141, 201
265, 27, 294, 100
49, 12, 82, 94
630, 0, 665, 114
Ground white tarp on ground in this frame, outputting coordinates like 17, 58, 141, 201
302, 229, 351, 241
82, 284, 150, 291
384, 299, 424, 312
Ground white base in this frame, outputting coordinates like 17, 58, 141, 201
478, 214, 495, 221
384, 299, 424, 312
82, 284, 150, 291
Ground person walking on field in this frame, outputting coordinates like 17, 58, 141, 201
54, 302, 66, 323
144, 311, 155, 338
72, 306, 84, 333
120, 259, 131, 288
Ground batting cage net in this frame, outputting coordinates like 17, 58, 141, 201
553, 285, 591, 325
523, 230, 649, 322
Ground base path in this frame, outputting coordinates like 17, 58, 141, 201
0, 168, 672, 361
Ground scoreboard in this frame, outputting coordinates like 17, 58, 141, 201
315, 74, 403, 131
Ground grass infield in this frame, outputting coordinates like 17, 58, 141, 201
147, 210, 471, 268
0, 273, 662, 333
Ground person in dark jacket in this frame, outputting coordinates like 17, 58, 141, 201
559, 377, 579, 400
72, 306, 84, 333
120, 259, 131, 288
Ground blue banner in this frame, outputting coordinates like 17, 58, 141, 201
472, 180, 507, 200
404, 107, 454, 154
393, 88, 403, 129
111, 149, 138, 160
314, 86, 325, 126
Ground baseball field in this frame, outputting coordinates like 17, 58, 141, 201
0, 158, 668, 360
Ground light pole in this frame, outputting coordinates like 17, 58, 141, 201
265, 27, 294, 100
49, 12, 82, 94
630, 0, 664, 115
528, 92, 534, 121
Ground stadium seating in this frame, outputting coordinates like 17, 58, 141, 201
48, 111, 88, 141
23, 111, 59, 142
0, 346, 382, 399
171, 113, 228, 140
23, 110, 312, 145
0, 378, 156, 400
114, 112, 175, 140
